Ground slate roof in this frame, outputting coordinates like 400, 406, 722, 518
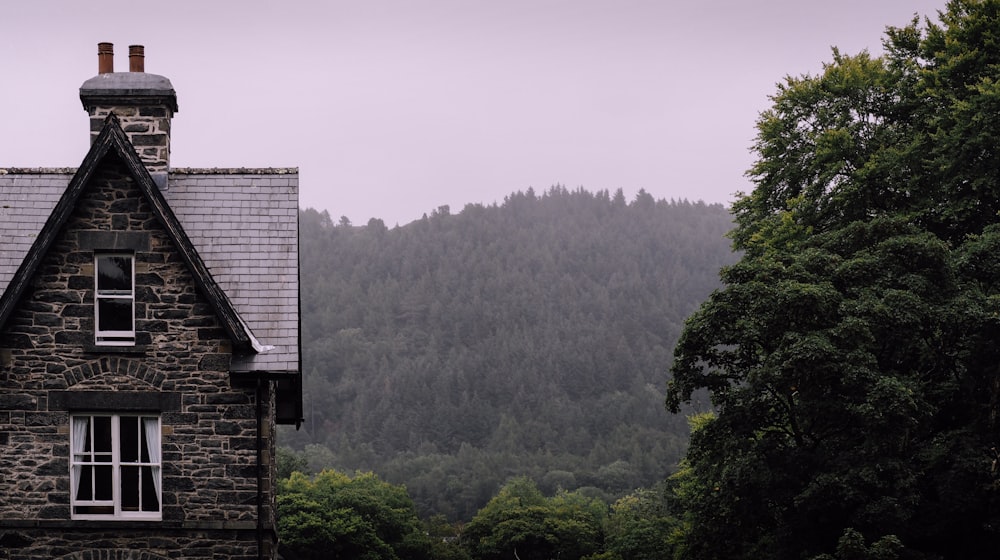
0, 135, 299, 375
0, 170, 70, 289
167, 169, 299, 373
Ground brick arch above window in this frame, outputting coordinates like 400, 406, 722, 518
62, 357, 163, 389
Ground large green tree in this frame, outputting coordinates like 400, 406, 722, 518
666, 1, 1000, 558
462, 477, 606, 560
277, 470, 431, 560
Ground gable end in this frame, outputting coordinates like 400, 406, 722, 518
0, 114, 257, 353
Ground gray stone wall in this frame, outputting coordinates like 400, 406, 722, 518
0, 528, 264, 560
87, 106, 172, 175
0, 157, 277, 558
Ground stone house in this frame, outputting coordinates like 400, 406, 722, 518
0, 44, 302, 559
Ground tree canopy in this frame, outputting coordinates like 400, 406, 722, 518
462, 477, 606, 560
278, 469, 431, 560
284, 187, 735, 519
667, 1, 1000, 558
275, 460, 684, 560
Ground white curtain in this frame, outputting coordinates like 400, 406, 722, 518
142, 417, 162, 499
71, 416, 89, 500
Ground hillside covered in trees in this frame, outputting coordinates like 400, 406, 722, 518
280, 186, 736, 519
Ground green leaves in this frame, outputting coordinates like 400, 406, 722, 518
462, 477, 606, 560
738, 50, 907, 251
277, 470, 431, 560
667, 2, 1000, 558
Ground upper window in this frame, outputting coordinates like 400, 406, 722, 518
94, 253, 135, 346
70, 414, 162, 520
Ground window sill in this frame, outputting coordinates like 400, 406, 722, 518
72, 515, 162, 522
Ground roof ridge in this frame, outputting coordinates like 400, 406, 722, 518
0, 168, 78, 174
0, 167, 300, 175
170, 167, 298, 174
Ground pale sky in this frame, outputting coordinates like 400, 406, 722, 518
1, 0, 948, 227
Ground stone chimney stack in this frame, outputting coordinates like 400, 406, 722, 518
80, 42, 178, 188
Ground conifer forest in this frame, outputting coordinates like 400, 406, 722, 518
282, 188, 735, 522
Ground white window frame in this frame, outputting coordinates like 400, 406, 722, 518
94, 253, 135, 346
70, 413, 162, 520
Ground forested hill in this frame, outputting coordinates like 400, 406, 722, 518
281, 186, 737, 520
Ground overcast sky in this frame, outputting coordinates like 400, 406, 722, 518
1, 0, 948, 226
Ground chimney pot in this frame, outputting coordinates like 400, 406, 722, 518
129, 45, 145, 72
98, 42, 114, 74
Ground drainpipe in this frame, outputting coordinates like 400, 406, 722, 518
256, 376, 264, 560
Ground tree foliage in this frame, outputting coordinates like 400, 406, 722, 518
599, 484, 680, 560
284, 187, 735, 519
277, 469, 432, 560
275, 466, 687, 560
277, 446, 311, 480
462, 477, 607, 560
667, 2, 1000, 558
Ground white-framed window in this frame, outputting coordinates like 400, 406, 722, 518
70, 414, 162, 520
94, 253, 135, 345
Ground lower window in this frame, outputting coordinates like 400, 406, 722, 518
70, 414, 161, 520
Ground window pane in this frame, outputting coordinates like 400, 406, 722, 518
122, 466, 139, 511
77, 465, 93, 500
97, 255, 132, 292
98, 299, 133, 332
75, 505, 115, 515
120, 417, 139, 463
94, 465, 113, 500
81, 417, 92, 453
93, 417, 112, 453
141, 466, 159, 512
140, 423, 150, 463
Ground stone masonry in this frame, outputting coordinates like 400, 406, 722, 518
86, 104, 172, 175
0, 155, 277, 559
